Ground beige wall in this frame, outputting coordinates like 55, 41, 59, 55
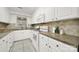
49, 19, 79, 37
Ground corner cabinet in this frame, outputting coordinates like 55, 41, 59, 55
39, 34, 77, 52
32, 8, 45, 24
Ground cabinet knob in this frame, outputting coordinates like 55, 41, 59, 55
46, 44, 47, 46
56, 18, 58, 19
56, 45, 59, 47
49, 45, 51, 48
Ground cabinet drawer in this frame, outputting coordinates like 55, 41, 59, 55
39, 34, 49, 52
56, 41, 77, 52
48, 37, 77, 52
48, 38, 61, 52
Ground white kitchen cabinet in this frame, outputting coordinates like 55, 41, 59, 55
56, 7, 72, 20
56, 40, 77, 52
32, 16, 37, 24
7, 34, 14, 51
39, 34, 77, 52
32, 7, 79, 24
32, 8, 45, 24
0, 39, 7, 52
32, 8, 40, 24
44, 8, 53, 22
36, 8, 45, 23
32, 7, 55, 23
0, 32, 14, 52
48, 37, 77, 52
54, 7, 79, 21
31, 30, 39, 51
48, 38, 60, 52
51, 8, 55, 21
0, 7, 10, 23
39, 34, 49, 52
0, 38, 13, 52
32, 7, 54, 24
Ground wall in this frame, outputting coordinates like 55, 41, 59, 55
49, 19, 79, 37
33, 19, 79, 37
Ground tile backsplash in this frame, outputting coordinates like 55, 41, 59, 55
49, 19, 79, 37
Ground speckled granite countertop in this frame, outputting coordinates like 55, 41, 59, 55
40, 32, 79, 48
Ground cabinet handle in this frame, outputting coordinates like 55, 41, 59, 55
3, 40, 5, 42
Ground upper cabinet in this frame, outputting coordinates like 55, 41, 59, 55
31, 7, 79, 24
54, 7, 78, 21
32, 8, 45, 24
0, 7, 10, 23
32, 7, 53, 24
44, 7, 54, 22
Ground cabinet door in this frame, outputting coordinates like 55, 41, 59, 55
55, 7, 77, 21
49, 38, 77, 52
51, 7, 55, 21
39, 34, 49, 52
32, 8, 44, 24
32, 9, 39, 24
44, 8, 52, 22
57, 41, 77, 52
37, 8, 45, 23
1, 39, 8, 52
32, 31, 39, 51
56, 7, 69, 20
48, 38, 61, 52
32, 16, 37, 24
69, 7, 78, 18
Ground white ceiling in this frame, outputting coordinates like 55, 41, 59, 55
8, 7, 38, 17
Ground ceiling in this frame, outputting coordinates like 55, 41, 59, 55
8, 7, 38, 17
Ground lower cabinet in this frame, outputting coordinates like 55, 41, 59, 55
39, 34, 77, 52
31, 30, 39, 51
39, 34, 49, 52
